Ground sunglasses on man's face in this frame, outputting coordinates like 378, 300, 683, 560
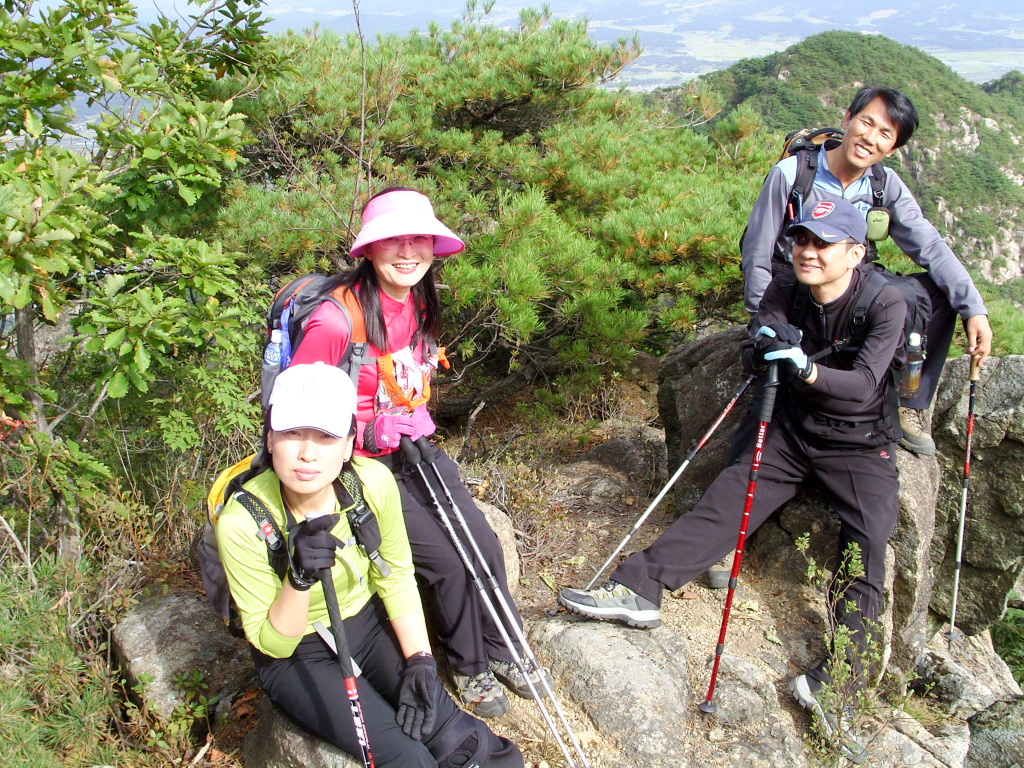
792, 231, 856, 250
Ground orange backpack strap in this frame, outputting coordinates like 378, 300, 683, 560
330, 286, 367, 344
326, 286, 373, 389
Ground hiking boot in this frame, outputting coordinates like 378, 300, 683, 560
454, 670, 510, 718
557, 580, 661, 628
898, 407, 936, 456
705, 554, 733, 589
789, 674, 868, 765
488, 657, 553, 699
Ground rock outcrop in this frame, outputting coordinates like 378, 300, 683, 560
111, 333, 1024, 767
930, 355, 1024, 635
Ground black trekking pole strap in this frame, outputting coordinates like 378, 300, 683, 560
808, 340, 848, 363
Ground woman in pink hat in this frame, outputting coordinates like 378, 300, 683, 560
290, 188, 549, 718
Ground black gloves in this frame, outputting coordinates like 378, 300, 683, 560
753, 322, 804, 367
396, 653, 440, 740
287, 514, 340, 591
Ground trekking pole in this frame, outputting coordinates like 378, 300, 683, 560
306, 510, 375, 768
586, 374, 756, 590
946, 354, 983, 649
699, 362, 780, 715
400, 438, 590, 768
413, 436, 593, 768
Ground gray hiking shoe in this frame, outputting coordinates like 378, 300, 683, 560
789, 674, 868, 765
705, 554, 733, 589
557, 580, 661, 628
454, 670, 510, 718
488, 657, 553, 699
898, 407, 936, 456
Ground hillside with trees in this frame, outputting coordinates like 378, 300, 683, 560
2, 2, 1023, 764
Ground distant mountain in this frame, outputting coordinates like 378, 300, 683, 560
697, 31, 1024, 307
249, 0, 1024, 87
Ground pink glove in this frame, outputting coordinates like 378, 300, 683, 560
407, 406, 436, 441
364, 407, 436, 453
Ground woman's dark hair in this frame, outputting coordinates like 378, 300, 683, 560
329, 186, 442, 351
846, 86, 919, 149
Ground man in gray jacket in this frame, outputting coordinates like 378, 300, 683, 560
741, 86, 992, 455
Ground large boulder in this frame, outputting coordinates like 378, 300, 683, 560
243, 696, 361, 768
930, 355, 1024, 635
111, 590, 256, 723
914, 630, 1021, 717
965, 696, 1024, 768
531, 617, 691, 764
658, 325, 752, 510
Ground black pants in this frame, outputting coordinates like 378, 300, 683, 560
613, 415, 899, 686
254, 597, 445, 766
375, 448, 522, 676
253, 596, 520, 767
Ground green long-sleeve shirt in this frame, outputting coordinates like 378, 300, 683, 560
216, 456, 421, 658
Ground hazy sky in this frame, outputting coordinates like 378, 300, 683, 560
141, 1, 1024, 86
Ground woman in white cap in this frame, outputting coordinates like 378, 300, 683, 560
290, 188, 547, 717
216, 362, 522, 768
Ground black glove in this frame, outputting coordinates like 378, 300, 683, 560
753, 322, 804, 367
396, 653, 439, 740
287, 514, 340, 591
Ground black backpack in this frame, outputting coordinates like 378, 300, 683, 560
259, 274, 373, 411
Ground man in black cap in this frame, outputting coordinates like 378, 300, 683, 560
559, 199, 905, 763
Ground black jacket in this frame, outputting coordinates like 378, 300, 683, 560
748, 267, 907, 430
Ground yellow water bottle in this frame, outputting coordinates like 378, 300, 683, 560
901, 332, 924, 398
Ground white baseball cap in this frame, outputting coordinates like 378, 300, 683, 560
268, 363, 356, 438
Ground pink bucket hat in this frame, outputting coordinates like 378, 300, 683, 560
350, 189, 465, 258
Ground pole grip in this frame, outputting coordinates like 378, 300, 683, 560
969, 355, 982, 382
400, 435, 421, 465
415, 436, 439, 464
759, 362, 779, 423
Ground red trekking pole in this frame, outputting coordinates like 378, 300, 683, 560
699, 361, 780, 714
946, 354, 983, 649
305, 510, 375, 768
